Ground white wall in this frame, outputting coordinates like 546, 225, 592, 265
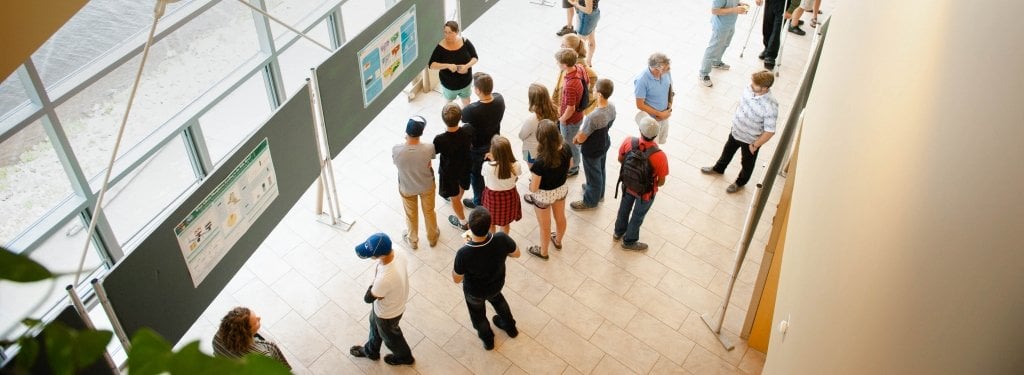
763, 0, 1024, 374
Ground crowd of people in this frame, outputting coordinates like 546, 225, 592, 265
208, 0, 817, 366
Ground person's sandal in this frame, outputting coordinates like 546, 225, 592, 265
550, 232, 562, 250
528, 246, 548, 260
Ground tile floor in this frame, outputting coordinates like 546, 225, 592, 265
179, 0, 834, 373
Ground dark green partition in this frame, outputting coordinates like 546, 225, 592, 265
460, 0, 502, 30
99, 87, 319, 343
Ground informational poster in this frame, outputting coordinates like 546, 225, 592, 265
358, 5, 419, 107
174, 138, 279, 287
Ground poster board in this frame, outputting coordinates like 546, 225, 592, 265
358, 5, 420, 107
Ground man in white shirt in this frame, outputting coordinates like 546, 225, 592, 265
701, 70, 778, 193
349, 233, 415, 366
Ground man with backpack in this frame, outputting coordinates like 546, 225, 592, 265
613, 115, 669, 251
555, 48, 588, 176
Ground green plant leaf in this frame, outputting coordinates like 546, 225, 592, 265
72, 329, 113, 370
128, 328, 173, 375
237, 354, 292, 375
168, 341, 236, 375
0, 247, 53, 282
42, 323, 75, 375
14, 336, 40, 372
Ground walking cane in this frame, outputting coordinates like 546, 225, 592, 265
738, 4, 762, 58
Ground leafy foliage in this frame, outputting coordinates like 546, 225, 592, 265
0, 246, 52, 282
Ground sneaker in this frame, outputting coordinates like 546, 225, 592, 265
384, 354, 415, 366
612, 233, 623, 241
462, 198, 477, 209
764, 59, 776, 70
621, 242, 649, 251
402, 231, 417, 250
448, 215, 468, 230
700, 166, 722, 175
567, 167, 579, 177
493, 315, 519, 338
570, 200, 596, 211
788, 25, 806, 36
482, 337, 495, 350
350, 345, 379, 360
699, 75, 713, 87
726, 183, 743, 194
758, 51, 766, 60
712, 62, 731, 70
555, 25, 575, 36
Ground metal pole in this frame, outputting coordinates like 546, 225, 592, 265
307, 74, 355, 231
234, 0, 332, 52
701, 183, 764, 351
67, 286, 120, 373
305, 79, 338, 226
92, 279, 131, 352
739, 5, 763, 58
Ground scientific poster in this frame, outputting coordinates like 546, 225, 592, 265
174, 138, 279, 287
358, 5, 419, 107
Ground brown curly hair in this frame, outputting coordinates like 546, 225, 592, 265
217, 307, 255, 354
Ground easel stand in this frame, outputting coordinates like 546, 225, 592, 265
307, 73, 355, 231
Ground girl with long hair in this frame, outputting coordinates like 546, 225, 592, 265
481, 136, 523, 234
518, 83, 559, 167
213, 307, 291, 369
524, 120, 572, 259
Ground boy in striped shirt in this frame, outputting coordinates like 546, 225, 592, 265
701, 70, 778, 193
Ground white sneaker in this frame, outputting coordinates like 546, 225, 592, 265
712, 62, 731, 70
699, 75, 713, 87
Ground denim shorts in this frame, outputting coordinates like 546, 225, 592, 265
442, 84, 472, 101
576, 8, 601, 36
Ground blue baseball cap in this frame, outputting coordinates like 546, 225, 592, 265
406, 116, 426, 137
355, 233, 392, 259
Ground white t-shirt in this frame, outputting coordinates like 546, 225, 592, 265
482, 161, 521, 191
370, 252, 409, 319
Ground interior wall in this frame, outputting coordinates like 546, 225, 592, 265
0, 0, 87, 80
763, 0, 1024, 374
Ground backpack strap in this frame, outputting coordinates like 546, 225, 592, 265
614, 137, 641, 199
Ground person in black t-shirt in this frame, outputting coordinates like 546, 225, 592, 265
524, 120, 572, 260
429, 21, 479, 106
434, 103, 473, 230
460, 72, 506, 209
452, 207, 521, 350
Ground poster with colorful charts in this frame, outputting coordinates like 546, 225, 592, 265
358, 5, 419, 108
174, 138, 279, 287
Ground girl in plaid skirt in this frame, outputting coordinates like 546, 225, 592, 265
482, 136, 523, 234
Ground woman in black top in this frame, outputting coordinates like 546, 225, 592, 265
525, 120, 572, 259
429, 21, 479, 106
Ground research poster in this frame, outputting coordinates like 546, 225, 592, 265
174, 138, 279, 287
358, 5, 419, 107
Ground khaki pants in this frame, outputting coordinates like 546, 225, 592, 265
400, 182, 440, 246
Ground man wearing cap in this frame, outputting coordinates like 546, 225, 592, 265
393, 116, 440, 249
452, 207, 521, 350
634, 52, 673, 145
613, 116, 669, 251
350, 233, 415, 366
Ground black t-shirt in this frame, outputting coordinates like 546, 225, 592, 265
429, 38, 478, 90
530, 143, 573, 190
453, 232, 517, 297
433, 127, 472, 178
461, 93, 506, 148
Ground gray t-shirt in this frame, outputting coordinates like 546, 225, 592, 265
580, 103, 616, 136
392, 142, 436, 195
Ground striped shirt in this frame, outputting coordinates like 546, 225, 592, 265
731, 85, 779, 144
213, 332, 292, 369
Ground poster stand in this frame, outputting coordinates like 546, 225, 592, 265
67, 285, 119, 373
308, 73, 354, 231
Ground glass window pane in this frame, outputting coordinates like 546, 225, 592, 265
0, 120, 75, 245
55, 0, 260, 179
0, 217, 104, 342
277, 21, 332, 96
31, 0, 191, 89
342, 0, 387, 38
199, 73, 273, 164
0, 72, 31, 121
103, 136, 196, 247
265, 0, 332, 38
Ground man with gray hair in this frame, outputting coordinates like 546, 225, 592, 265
634, 53, 674, 144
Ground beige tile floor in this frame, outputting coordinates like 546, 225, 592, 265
180, 0, 834, 373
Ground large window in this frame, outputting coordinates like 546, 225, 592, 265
277, 21, 333, 95
342, 0, 388, 38
265, 0, 334, 38
0, 73, 31, 122
102, 137, 197, 247
0, 120, 75, 245
199, 73, 273, 164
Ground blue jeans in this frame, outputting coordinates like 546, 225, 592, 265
469, 146, 487, 205
581, 153, 606, 206
363, 309, 414, 361
614, 192, 655, 244
700, 24, 736, 76
560, 121, 582, 172
465, 290, 516, 341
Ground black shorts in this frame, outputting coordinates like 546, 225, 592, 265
562, 0, 571, 8
438, 174, 470, 198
